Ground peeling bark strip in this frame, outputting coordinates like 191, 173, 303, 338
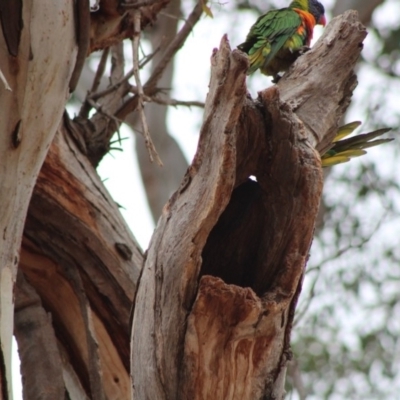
182, 276, 296, 400
14, 271, 65, 400
20, 126, 142, 398
89, 0, 171, 52
131, 11, 366, 400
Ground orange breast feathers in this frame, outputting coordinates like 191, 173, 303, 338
293, 8, 317, 46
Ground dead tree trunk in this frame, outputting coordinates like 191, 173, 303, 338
131, 11, 366, 400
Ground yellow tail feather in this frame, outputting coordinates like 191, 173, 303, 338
332, 121, 362, 142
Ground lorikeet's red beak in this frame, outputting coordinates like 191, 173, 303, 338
319, 15, 327, 26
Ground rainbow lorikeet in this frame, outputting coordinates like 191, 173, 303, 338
321, 122, 393, 167
238, 0, 326, 81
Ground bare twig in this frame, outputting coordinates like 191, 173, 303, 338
121, 0, 160, 8
79, 48, 110, 118
69, 0, 91, 92
91, 48, 110, 93
90, 72, 135, 101
158, 11, 187, 22
87, 99, 122, 131
139, 45, 161, 69
294, 238, 369, 327
78, 43, 127, 164
117, 0, 204, 120
150, 96, 205, 108
132, 10, 163, 166
126, 86, 203, 108
88, 46, 160, 102
295, 211, 388, 326
87, 98, 124, 147
110, 136, 129, 145
144, 1, 204, 91
293, 266, 321, 327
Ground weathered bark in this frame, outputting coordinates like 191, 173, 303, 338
14, 271, 65, 400
18, 124, 142, 398
131, 11, 366, 400
89, 0, 170, 52
0, 1, 77, 397
131, 37, 248, 399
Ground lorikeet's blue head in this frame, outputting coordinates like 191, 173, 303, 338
309, 0, 326, 26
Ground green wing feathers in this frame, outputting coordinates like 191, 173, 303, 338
321, 122, 393, 167
238, 9, 301, 75
238, 0, 326, 77
238, 5, 394, 167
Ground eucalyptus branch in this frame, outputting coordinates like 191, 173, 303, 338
87, 99, 122, 130
139, 45, 161, 69
91, 48, 110, 93
117, 0, 204, 120
126, 85, 202, 107
158, 11, 188, 22
144, 0, 204, 91
79, 48, 110, 118
150, 96, 205, 108
90, 72, 134, 102
132, 10, 163, 166
88, 47, 160, 102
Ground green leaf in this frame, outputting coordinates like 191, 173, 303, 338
201, 0, 213, 18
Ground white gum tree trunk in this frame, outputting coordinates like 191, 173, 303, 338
0, 1, 77, 396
